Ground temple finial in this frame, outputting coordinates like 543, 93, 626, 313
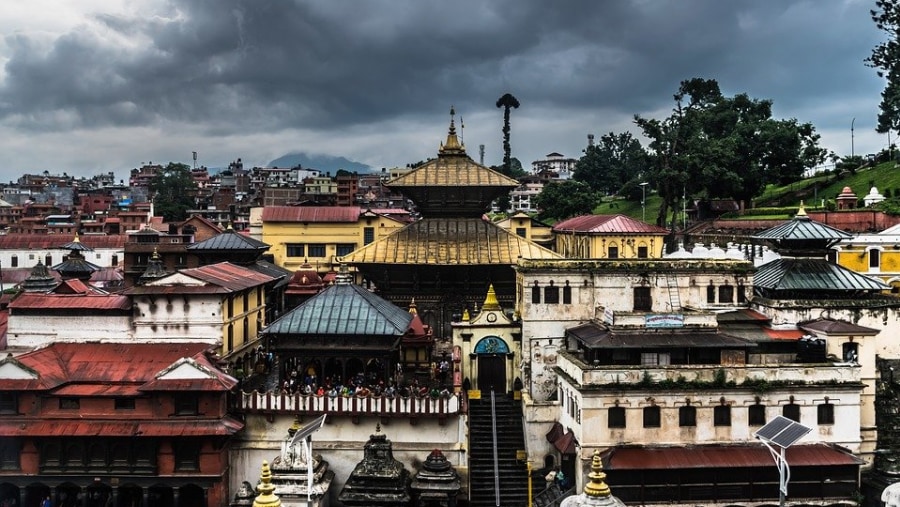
796, 201, 807, 217
252, 460, 282, 507
439, 106, 465, 155
584, 450, 612, 497
482, 284, 501, 311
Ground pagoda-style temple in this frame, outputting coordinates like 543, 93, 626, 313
338, 424, 411, 507
341, 109, 561, 337
52, 234, 101, 281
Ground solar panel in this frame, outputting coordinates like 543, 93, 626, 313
755, 415, 812, 448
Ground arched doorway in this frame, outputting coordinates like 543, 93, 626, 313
324, 358, 343, 385
116, 484, 142, 507
178, 485, 204, 507
474, 336, 510, 392
56, 483, 79, 507
148, 486, 174, 507
0, 483, 20, 507
345, 358, 365, 384
24, 484, 49, 507
84, 483, 112, 507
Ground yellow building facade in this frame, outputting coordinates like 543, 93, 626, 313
259, 206, 408, 272
832, 223, 900, 292
552, 214, 669, 259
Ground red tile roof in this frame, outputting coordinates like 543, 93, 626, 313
261, 206, 362, 223
763, 328, 806, 340
605, 444, 862, 470
552, 214, 669, 234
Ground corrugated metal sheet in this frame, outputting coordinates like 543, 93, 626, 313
9, 293, 132, 310
340, 218, 562, 265
754, 215, 852, 242
261, 206, 361, 223
567, 323, 755, 349
605, 444, 862, 470
180, 262, 275, 291
3, 342, 211, 390
754, 258, 889, 291
0, 417, 243, 437
53, 384, 142, 396
553, 214, 669, 234
186, 229, 270, 251
264, 282, 413, 337
800, 318, 879, 335
0, 234, 127, 249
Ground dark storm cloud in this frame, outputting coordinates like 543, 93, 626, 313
0, 0, 886, 164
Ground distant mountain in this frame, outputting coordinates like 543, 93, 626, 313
267, 152, 372, 174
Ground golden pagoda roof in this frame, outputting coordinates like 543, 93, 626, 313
340, 217, 562, 265
387, 109, 518, 189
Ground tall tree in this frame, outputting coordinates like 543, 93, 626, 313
635, 78, 825, 227
573, 132, 650, 195
868, 0, 900, 134
496, 93, 520, 176
533, 180, 598, 221
150, 162, 198, 222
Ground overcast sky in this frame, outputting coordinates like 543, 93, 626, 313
0, 0, 889, 181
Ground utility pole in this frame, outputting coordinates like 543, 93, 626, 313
640, 182, 649, 222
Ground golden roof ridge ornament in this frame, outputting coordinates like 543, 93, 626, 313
252, 460, 282, 507
408, 298, 418, 315
439, 106, 466, 156
796, 201, 807, 217
482, 283, 501, 311
584, 450, 611, 497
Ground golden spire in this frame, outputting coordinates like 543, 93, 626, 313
252, 461, 282, 507
584, 450, 611, 497
73, 233, 81, 243
408, 298, 418, 315
482, 284, 501, 311
796, 201, 807, 217
439, 106, 466, 155
151, 247, 160, 261
462, 308, 470, 321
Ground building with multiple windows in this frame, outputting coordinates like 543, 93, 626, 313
552, 214, 670, 259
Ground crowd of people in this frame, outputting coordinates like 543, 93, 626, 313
278, 369, 454, 399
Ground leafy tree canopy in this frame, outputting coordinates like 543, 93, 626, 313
533, 180, 599, 221
868, 0, 900, 134
634, 78, 826, 227
573, 132, 650, 195
150, 162, 198, 222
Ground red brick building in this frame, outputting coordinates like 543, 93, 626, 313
0, 342, 242, 507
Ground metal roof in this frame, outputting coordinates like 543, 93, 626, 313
179, 262, 276, 291
799, 318, 880, 336
0, 234, 127, 250
387, 154, 519, 188
604, 444, 862, 470
261, 206, 362, 223
186, 229, 270, 251
552, 214, 669, 234
754, 258, 889, 291
566, 322, 755, 349
340, 217, 562, 265
9, 293, 132, 311
753, 215, 852, 242
0, 417, 243, 437
263, 281, 413, 337
1, 342, 213, 391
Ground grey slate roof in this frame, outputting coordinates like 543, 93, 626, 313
754, 258, 889, 291
186, 229, 270, 251
263, 282, 413, 336
753, 215, 851, 242
567, 322, 755, 349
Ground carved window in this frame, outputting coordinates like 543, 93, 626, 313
0, 438, 20, 470
174, 441, 200, 471
174, 394, 199, 416
0, 392, 17, 414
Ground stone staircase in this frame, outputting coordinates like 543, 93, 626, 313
467, 392, 529, 507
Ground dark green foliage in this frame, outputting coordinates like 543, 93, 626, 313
868, 0, 900, 134
573, 132, 650, 195
150, 162, 198, 222
634, 78, 826, 227
496, 93, 520, 175
533, 180, 599, 221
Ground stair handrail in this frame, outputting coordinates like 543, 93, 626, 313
491, 389, 500, 507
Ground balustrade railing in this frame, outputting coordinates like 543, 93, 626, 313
235, 390, 461, 418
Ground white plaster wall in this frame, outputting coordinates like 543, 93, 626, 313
132, 295, 222, 343
0, 247, 123, 270
7, 314, 132, 348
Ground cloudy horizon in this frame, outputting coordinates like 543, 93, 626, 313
0, 0, 890, 182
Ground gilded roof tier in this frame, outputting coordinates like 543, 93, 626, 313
340, 217, 562, 265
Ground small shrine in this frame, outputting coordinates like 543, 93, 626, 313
138, 248, 168, 285
284, 262, 325, 309
836, 185, 858, 210
338, 424, 411, 507
410, 449, 461, 507
253, 461, 282, 507
269, 416, 333, 507
52, 234, 100, 281
865, 185, 886, 207
20, 261, 57, 292
230, 481, 256, 507
560, 451, 625, 507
